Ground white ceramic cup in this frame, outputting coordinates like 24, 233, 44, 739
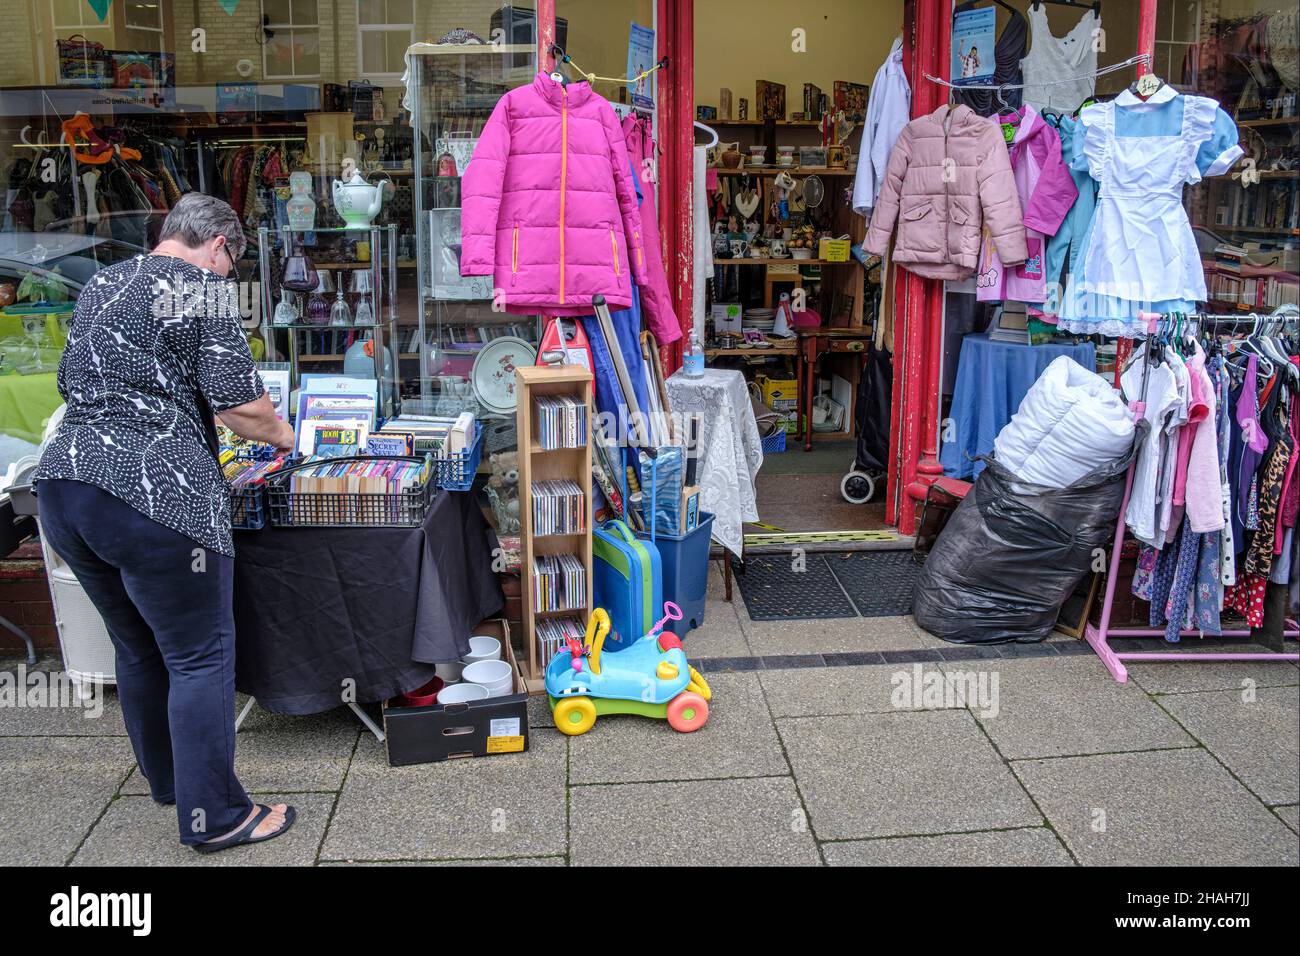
437, 682, 488, 706
461, 635, 501, 665
436, 660, 464, 683
462, 659, 512, 691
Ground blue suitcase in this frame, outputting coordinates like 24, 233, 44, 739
592, 519, 663, 651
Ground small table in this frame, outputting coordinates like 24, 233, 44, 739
232, 489, 504, 731
665, 368, 762, 558
797, 326, 875, 451
939, 332, 1097, 481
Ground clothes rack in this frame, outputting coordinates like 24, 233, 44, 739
1086, 310, 1299, 682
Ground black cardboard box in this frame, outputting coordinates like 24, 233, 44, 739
382, 619, 530, 766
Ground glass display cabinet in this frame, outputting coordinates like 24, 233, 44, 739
406, 33, 540, 453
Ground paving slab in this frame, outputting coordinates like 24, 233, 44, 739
322, 855, 566, 866
567, 672, 787, 785
120, 711, 360, 796
680, 599, 752, 658
739, 614, 938, 656
0, 668, 127, 736
1158, 685, 1300, 806
1013, 748, 1299, 866
0, 736, 136, 865
759, 662, 967, 718
72, 793, 334, 866
570, 776, 820, 866
779, 709, 1040, 840
1127, 644, 1300, 695
322, 729, 567, 861
1274, 805, 1298, 833
947, 655, 1193, 759
822, 827, 1074, 866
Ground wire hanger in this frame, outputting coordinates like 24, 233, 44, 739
1031, 0, 1102, 14
548, 44, 668, 88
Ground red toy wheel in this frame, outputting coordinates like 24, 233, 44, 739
666, 692, 709, 732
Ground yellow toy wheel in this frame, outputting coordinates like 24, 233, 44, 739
553, 696, 598, 736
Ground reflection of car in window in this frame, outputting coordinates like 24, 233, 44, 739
0, 231, 150, 470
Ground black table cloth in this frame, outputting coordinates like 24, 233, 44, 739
233, 489, 503, 715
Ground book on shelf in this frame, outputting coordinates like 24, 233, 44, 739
535, 394, 587, 449
531, 479, 586, 536
536, 616, 584, 670
531, 554, 585, 614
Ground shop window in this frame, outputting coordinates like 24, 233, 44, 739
1177, 0, 1299, 312
122, 0, 165, 54
51, 0, 113, 47
262, 0, 321, 79
359, 0, 414, 79
1154, 0, 1201, 82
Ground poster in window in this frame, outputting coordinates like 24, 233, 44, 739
626, 23, 655, 111
952, 7, 996, 87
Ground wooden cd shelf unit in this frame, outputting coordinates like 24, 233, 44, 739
515, 366, 594, 690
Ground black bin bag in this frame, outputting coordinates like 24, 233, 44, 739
913, 450, 1134, 644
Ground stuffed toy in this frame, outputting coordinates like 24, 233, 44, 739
488, 450, 520, 533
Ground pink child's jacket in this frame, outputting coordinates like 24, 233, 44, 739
865, 104, 1027, 281
623, 113, 681, 345
976, 105, 1077, 303
460, 74, 648, 316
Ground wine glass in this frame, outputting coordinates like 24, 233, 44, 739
21, 314, 47, 371
329, 286, 352, 327
352, 269, 374, 326
306, 271, 331, 325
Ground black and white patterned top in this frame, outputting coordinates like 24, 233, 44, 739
35, 255, 265, 556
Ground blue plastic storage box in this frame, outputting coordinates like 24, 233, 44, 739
634, 512, 714, 637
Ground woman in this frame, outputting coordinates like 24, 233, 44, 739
34, 193, 298, 854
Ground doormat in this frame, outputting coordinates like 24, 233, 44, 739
734, 550, 921, 622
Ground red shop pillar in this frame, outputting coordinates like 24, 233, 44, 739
888, 0, 950, 535
659, 0, 693, 374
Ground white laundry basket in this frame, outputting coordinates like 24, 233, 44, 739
28, 407, 117, 696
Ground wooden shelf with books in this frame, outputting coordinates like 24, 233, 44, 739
515, 366, 594, 693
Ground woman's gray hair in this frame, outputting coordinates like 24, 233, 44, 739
158, 193, 247, 260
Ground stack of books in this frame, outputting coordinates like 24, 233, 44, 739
368, 412, 475, 458
532, 554, 585, 613
223, 456, 286, 488
531, 479, 585, 536
535, 395, 587, 450
287, 458, 430, 524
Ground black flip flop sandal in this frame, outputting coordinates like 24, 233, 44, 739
193, 804, 297, 855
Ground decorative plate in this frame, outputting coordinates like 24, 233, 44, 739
471, 336, 537, 414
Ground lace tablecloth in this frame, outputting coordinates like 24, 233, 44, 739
666, 368, 763, 557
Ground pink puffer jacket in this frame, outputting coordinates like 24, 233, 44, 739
865, 103, 1027, 280
461, 74, 647, 315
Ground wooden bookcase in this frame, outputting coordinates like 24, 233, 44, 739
515, 365, 594, 692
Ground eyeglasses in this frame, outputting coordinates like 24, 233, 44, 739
223, 243, 242, 285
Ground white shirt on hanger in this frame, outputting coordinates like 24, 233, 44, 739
853, 37, 911, 218
1122, 344, 1180, 548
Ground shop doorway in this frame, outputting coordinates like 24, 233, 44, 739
692, 0, 903, 537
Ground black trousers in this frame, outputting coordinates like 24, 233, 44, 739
36, 479, 252, 845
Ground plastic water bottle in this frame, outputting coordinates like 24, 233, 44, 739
682, 328, 705, 377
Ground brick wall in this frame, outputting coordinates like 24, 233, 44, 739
0, 543, 56, 653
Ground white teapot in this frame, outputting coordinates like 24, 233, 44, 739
331, 160, 385, 229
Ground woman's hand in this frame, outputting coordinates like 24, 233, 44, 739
271, 421, 296, 454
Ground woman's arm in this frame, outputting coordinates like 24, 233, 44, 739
216, 394, 295, 452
